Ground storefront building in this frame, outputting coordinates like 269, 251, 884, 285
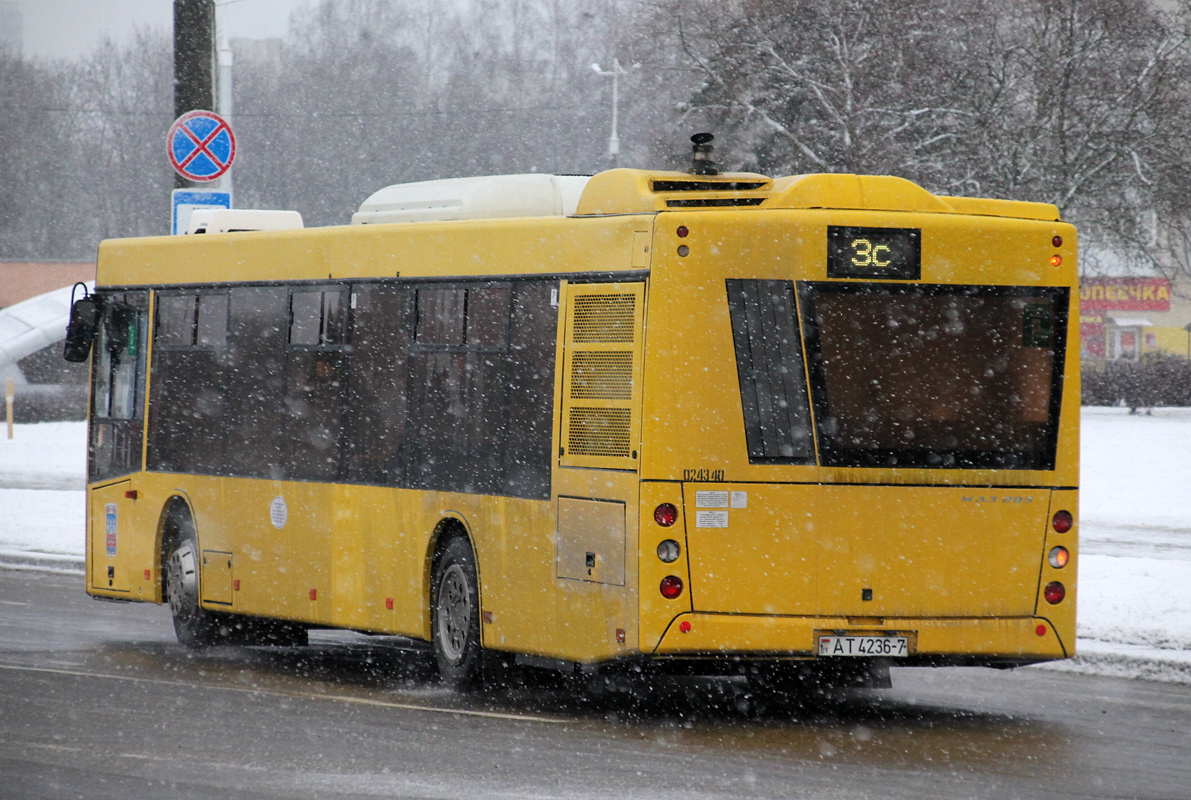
1080, 277, 1191, 360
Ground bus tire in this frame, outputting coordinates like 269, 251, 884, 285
164, 516, 220, 648
431, 536, 482, 691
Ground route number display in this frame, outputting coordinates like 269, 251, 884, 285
827, 225, 921, 279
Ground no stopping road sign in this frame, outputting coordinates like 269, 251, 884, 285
168, 110, 236, 182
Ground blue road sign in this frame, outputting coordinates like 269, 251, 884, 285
172, 189, 231, 235
168, 110, 236, 182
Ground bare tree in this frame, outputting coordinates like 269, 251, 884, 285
960, 0, 1191, 273
69, 31, 176, 244
640, 0, 978, 181
645, 0, 1191, 279
0, 53, 81, 258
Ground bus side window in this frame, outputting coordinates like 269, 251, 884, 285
284, 286, 348, 481
289, 290, 322, 346
502, 281, 558, 500
406, 283, 514, 496
147, 290, 228, 476
416, 288, 466, 345
343, 285, 412, 485
93, 301, 144, 420
222, 287, 288, 479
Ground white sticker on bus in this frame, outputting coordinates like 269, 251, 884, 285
730, 491, 748, 509
695, 491, 729, 508
270, 496, 288, 529
696, 510, 729, 528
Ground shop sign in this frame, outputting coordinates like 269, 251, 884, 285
1080, 278, 1171, 311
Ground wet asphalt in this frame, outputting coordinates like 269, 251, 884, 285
1, 568, 1189, 800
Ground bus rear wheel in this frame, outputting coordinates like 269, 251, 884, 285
431, 536, 482, 691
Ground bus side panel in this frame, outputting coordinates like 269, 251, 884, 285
330, 484, 417, 635
546, 468, 641, 663
217, 478, 329, 625
473, 495, 559, 654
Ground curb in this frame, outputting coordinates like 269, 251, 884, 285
0, 551, 85, 574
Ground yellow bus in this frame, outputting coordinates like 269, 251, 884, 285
70, 139, 1078, 691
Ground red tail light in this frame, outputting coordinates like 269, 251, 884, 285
1044, 581, 1065, 604
654, 503, 678, 527
1052, 510, 1073, 533
660, 576, 684, 599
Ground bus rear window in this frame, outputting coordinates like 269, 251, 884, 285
799, 282, 1068, 470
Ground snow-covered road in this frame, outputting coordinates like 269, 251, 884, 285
2, 408, 1189, 683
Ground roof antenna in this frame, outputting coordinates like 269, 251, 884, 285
690, 133, 718, 176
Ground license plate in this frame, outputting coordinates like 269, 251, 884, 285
818, 634, 909, 657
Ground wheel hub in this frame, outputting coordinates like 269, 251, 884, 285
437, 564, 471, 662
166, 540, 198, 618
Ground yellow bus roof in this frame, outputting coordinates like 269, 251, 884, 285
575, 169, 1060, 221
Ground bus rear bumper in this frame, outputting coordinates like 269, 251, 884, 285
651, 612, 1070, 663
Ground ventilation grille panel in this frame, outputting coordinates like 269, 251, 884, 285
567, 408, 632, 457
652, 180, 767, 192
570, 352, 633, 399
666, 197, 765, 208
571, 295, 636, 343
561, 283, 645, 468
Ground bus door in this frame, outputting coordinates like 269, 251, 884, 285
87, 292, 148, 596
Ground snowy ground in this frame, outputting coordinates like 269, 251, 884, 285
2, 409, 1189, 684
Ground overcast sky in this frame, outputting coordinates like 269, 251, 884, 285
15, 0, 309, 60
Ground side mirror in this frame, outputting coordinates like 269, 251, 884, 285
63, 291, 101, 363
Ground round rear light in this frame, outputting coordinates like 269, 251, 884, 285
1044, 581, 1065, 604
1052, 510, 1073, 533
660, 575, 684, 599
677, 225, 689, 238
677, 244, 690, 257
654, 503, 678, 527
1048, 546, 1070, 569
1052, 235, 1063, 247
1050, 254, 1062, 266
657, 539, 681, 563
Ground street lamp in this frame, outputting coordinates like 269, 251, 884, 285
214, 0, 242, 196
592, 59, 629, 168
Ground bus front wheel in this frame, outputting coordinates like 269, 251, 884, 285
164, 519, 220, 648
431, 536, 482, 690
